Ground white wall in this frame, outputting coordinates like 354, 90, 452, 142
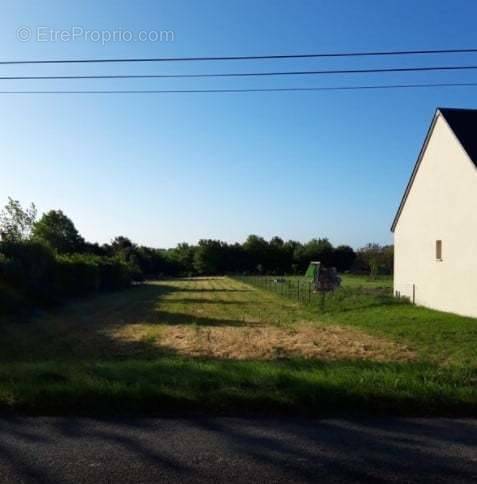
394, 113, 477, 318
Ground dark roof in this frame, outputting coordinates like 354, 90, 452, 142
391, 107, 477, 232
439, 108, 477, 166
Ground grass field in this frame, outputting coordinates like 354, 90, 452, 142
285, 273, 393, 289
1, 276, 476, 416
341, 274, 393, 289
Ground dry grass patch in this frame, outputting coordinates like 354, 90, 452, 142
113, 323, 416, 362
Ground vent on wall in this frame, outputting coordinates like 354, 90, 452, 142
436, 240, 443, 261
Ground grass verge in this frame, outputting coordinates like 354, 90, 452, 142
1, 359, 476, 417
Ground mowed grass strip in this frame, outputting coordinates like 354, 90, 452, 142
1, 276, 476, 416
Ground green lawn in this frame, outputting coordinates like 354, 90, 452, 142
278, 273, 393, 290
341, 273, 393, 290
0, 276, 476, 416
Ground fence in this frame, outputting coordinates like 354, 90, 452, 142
393, 282, 416, 304
233, 276, 316, 305
232, 274, 399, 314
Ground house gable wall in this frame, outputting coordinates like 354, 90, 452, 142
394, 113, 477, 317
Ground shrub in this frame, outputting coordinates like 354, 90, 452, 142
0, 239, 58, 306
0, 281, 27, 314
55, 254, 101, 297
0, 242, 134, 314
0, 254, 27, 314
56, 254, 133, 297
96, 257, 133, 291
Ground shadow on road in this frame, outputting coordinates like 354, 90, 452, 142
0, 417, 476, 483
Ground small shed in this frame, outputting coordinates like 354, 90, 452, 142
305, 261, 341, 291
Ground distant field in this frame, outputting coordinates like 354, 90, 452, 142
0, 276, 476, 416
341, 274, 393, 289
233, 273, 394, 313
278, 273, 392, 289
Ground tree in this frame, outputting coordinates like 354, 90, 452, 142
32, 210, 84, 254
243, 235, 269, 272
223, 243, 247, 273
110, 236, 135, 253
333, 245, 356, 272
268, 236, 288, 274
283, 240, 303, 274
108, 236, 145, 280
82, 241, 108, 256
193, 239, 225, 275
170, 243, 196, 275
269, 236, 284, 248
300, 238, 334, 269
355, 244, 394, 276
0, 198, 37, 242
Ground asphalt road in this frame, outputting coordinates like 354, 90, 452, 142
0, 418, 476, 483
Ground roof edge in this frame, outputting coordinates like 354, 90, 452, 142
390, 109, 441, 233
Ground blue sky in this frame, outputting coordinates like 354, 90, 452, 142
1, 1, 477, 248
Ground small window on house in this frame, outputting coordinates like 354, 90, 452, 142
436, 240, 442, 261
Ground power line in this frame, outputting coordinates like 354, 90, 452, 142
3, 65, 477, 81
0, 81, 476, 94
1, 47, 477, 65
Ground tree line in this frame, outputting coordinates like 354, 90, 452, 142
0, 198, 393, 312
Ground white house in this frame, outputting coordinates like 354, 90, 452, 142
391, 108, 477, 318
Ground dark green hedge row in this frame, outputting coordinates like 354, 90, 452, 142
0, 241, 133, 314
56, 254, 133, 297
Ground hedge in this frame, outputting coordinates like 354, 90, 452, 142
56, 254, 132, 297
0, 241, 133, 315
